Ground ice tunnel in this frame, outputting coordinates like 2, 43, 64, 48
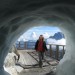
0, 0, 75, 75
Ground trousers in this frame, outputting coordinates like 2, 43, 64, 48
38, 51, 44, 67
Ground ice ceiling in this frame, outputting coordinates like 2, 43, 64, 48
0, 0, 75, 75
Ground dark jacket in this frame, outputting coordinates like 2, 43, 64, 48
35, 40, 48, 52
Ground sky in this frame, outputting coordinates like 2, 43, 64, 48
17, 26, 61, 41
25, 26, 61, 35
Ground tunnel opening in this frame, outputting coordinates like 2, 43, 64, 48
15, 26, 66, 61
4, 26, 66, 75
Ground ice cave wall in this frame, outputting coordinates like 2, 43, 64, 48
0, 0, 75, 75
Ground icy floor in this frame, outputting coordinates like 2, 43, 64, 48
4, 64, 56, 75
19, 67, 56, 75
4, 50, 57, 75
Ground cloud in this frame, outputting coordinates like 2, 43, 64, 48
57, 38, 66, 45
43, 32, 50, 39
46, 38, 66, 45
46, 38, 57, 44
30, 32, 38, 40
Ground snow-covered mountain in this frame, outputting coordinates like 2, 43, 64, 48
30, 32, 37, 40
43, 32, 50, 39
17, 35, 28, 41
49, 32, 65, 40
17, 32, 66, 45
18, 32, 65, 41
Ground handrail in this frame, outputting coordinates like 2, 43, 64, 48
16, 41, 66, 60
47, 44, 66, 60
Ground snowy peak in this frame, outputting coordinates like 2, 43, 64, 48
49, 32, 65, 40
43, 32, 49, 39
30, 32, 37, 40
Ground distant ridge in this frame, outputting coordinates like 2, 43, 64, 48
49, 32, 65, 40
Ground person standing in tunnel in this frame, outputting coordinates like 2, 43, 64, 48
35, 35, 48, 68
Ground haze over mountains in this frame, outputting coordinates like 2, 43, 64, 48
28, 31, 65, 40
17, 31, 66, 45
